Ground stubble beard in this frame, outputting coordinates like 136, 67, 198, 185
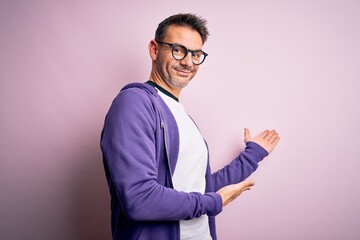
160, 63, 196, 89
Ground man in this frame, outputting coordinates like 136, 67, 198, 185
100, 13, 280, 240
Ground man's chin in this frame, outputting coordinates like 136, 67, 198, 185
169, 78, 191, 88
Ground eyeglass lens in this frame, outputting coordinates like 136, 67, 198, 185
171, 45, 206, 65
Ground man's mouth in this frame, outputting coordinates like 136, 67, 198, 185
174, 67, 193, 75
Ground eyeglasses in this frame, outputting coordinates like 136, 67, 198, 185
157, 41, 208, 65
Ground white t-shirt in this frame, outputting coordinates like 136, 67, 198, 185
157, 89, 212, 240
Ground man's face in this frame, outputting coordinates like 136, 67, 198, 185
155, 25, 203, 89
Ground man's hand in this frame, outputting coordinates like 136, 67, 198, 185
217, 180, 255, 207
244, 128, 280, 154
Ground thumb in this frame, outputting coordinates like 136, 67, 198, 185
244, 128, 251, 143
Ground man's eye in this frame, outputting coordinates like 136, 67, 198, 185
175, 47, 185, 53
193, 52, 202, 58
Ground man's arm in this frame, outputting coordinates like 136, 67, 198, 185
211, 128, 280, 206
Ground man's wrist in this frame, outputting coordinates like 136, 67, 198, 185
245, 141, 269, 159
204, 192, 223, 216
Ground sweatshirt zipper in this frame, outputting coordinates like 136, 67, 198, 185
149, 92, 179, 240
160, 121, 179, 240
151, 90, 174, 187
161, 121, 174, 183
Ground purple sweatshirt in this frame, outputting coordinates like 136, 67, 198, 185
100, 82, 268, 240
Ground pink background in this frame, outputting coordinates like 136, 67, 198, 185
1, 1, 359, 239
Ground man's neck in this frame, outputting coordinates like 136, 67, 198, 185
149, 73, 181, 99
146, 81, 179, 102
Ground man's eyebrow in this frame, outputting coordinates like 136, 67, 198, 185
174, 43, 203, 51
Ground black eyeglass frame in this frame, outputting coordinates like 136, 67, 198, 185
156, 41, 208, 65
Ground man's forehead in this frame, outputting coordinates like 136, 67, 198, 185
164, 25, 203, 49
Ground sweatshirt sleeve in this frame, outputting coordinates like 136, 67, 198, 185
211, 141, 269, 192
100, 88, 222, 221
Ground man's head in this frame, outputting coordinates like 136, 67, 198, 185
149, 13, 209, 97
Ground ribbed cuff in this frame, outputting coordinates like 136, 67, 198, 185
204, 192, 223, 217
245, 141, 269, 160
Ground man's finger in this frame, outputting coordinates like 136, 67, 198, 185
239, 180, 255, 189
265, 130, 276, 140
268, 131, 278, 142
271, 136, 280, 145
244, 128, 251, 142
260, 130, 270, 139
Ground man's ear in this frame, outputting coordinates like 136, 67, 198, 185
148, 40, 158, 61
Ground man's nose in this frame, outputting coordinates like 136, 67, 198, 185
180, 52, 193, 67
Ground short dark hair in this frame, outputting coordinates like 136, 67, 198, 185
155, 13, 209, 44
